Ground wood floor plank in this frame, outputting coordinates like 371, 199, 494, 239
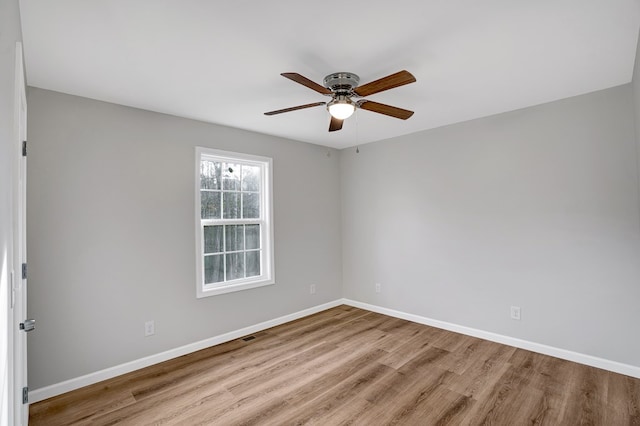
30, 306, 640, 425
606, 372, 640, 424
353, 367, 460, 425
178, 349, 389, 425
270, 359, 394, 425
377, 328, 435, 370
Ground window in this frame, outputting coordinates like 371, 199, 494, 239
195, 147, 274, 297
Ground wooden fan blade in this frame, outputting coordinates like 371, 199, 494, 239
264, 102, 325, 116
281, 73, 332, 95
358, 100, 414, 120
353, 70, 416, 97
329, 116, 343, 132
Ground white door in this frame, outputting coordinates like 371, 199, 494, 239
13, 41, 30, 426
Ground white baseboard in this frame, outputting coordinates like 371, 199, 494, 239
342, 298, 640, 379
30, 297, 640, 403
29, 300, 344, 404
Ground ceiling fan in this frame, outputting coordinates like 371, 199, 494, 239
264, 70, 416, 132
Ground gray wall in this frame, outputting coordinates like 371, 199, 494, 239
27, 42, 640, 390
26, 88, 343, 389
341, 84, 640, 367
0, 0, 22, 420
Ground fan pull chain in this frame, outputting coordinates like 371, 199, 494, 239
355, 108, 360, 153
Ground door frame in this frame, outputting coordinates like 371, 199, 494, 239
12, 40, 28, 425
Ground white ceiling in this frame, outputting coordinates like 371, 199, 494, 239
19, 0, 640, 149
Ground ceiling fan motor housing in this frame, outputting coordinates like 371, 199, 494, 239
323, 72, 360, 94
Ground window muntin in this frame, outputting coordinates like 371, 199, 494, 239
196, 148, 274, 297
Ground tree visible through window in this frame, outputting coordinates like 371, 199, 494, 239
196, 148, 274, 297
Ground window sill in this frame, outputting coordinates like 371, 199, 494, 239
197, 278, 275, 298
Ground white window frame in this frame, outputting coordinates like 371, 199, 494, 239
195, 147, 274, 297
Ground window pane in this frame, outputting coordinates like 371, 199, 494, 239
225, 225, 244, 252
201, 160, 221, 190
242, 165, 260, 192
204, 254, 224, 284
242, 193, 260, 219
246, 251, 260, 278
204, 226, 223, 253
245, 224, 260, 250
223, 192, 240, 219
226, 252, 244, 281
201, 191, 221, 219
223, 163, 241, 190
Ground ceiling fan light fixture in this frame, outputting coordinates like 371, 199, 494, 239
327, 96, 356, 120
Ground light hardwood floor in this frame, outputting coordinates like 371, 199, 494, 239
30, 305, 640, 425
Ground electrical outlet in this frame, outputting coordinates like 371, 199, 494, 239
510, 306, 521, 321
310, 284, 316, 295
375, 282, 381, 293
145, 320, 155, 336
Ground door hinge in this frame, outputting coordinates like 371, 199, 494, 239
21, 263, 26, 280
22, 140, 27, 157
22, 387, 28, 404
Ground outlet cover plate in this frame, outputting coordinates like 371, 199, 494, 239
145, 320, 155, 336
510, 306, 521, 320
